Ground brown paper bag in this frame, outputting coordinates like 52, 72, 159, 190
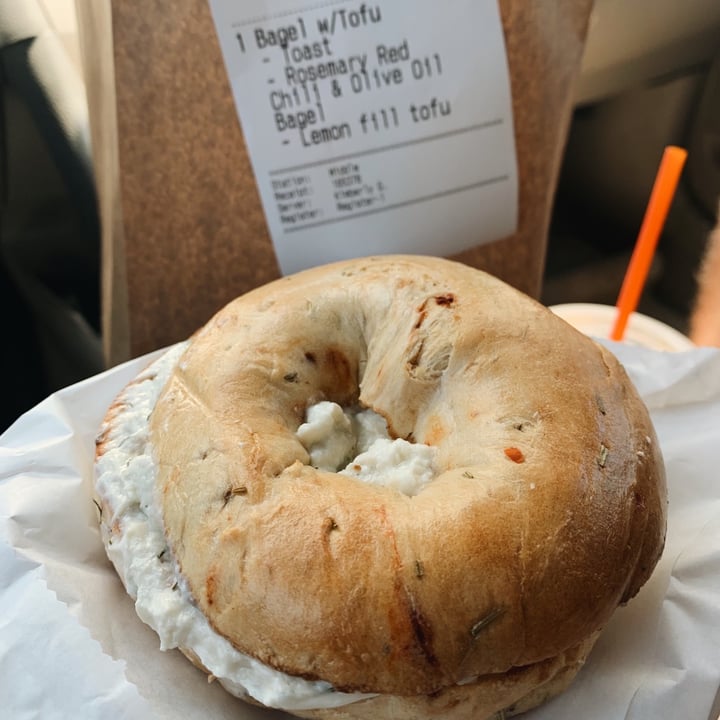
75, 0, 593, 365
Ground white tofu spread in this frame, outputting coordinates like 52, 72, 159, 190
297, 402, 437, 496
95, 344, 374, 711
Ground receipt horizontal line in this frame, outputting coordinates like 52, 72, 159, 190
282, 175, 510, 233
268, 119, 505, 176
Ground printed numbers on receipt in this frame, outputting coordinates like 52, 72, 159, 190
208, 0, 518, 274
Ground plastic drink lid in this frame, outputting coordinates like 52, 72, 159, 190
550, 303, 694, 352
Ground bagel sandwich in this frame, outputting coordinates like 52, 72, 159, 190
95, 255, 667, 719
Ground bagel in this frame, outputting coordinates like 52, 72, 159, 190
95, 255, 666, 719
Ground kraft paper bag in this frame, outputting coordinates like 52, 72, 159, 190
75, 0, 593, 363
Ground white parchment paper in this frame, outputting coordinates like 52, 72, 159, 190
1, 343, 719, 720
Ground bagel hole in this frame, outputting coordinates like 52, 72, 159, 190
296, 401, 438, 496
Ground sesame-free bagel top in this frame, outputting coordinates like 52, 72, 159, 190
151, 255, 666, 696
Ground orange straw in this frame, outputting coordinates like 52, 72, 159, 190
610, 146, 687, 341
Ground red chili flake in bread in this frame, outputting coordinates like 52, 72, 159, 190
434, 293, 455, 306
504, 447, 525, 463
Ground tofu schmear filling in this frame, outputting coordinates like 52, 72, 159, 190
95, 344, 437, 711
297, 400, 438, 496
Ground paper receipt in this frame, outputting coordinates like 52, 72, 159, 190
208, 0, 518, 274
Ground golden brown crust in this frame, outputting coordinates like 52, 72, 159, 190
150, 255, 666, 698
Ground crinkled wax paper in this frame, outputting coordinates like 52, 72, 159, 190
1, 343, 720, 720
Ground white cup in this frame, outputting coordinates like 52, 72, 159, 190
550, 303, 694, 352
